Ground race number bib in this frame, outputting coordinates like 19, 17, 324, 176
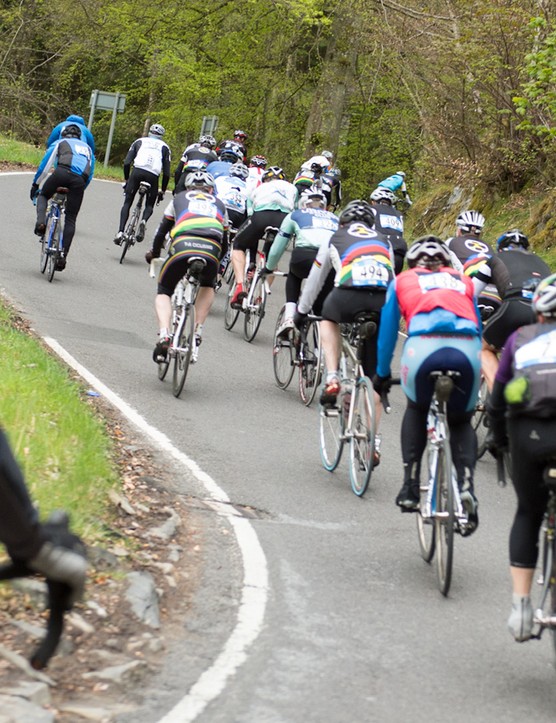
352, 256, 390, 287
189, 200, 217, 217
313, 216, 337, 231
418, 272, 466, 294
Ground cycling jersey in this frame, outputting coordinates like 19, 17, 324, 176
464, 248, 551, 300
171, 189, 229, 245
46, 114, 95, 152
206, 160, 236, 180
214, 175, 247, 215
266, 207, 339, 271
246, 166, 264, 196
124, 136, 171, 185
371, 202, 406, 273
174, 145, 217, 187
298, 222, 393, 314
445, 233, 492, 269
34, 138, 95, 187
248, 179, 297, 215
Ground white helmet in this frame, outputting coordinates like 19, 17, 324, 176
370, 187, 396, 204
456, 210, 485, 234
299, 187, 327, 209
149, 123, 165, 138
406, 236, 452, 269
533, 273, 556, 317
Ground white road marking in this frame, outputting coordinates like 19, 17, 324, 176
43, 337, 269, 722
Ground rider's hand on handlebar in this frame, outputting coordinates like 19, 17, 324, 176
293, 311, 308, 330
30, 183, 39, 202
372, 373, 392, 395
157, 190, 165, 204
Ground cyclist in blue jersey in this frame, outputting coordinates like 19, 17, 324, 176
207, 143, 243, 179
374, 237, 481, 528
377, 170, 412, 206
30, 124, 95, 270
486, 273, 556, 640
46, 114, 95, 153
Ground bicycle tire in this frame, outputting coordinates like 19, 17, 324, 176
158, 358, 170, 381
435, 442, 455, 596
299, 319, 322, 406
348, 376, 376, 497
550, 541, 556, 662
47, 223, 60, 282
40, 216, 55, 274
272, 307, 296, 389
416, 445, 437, 563
224, 279, 241, 331
119, 235, 132, 264
472, 377, 489, 459
319, 385, 346, 473
172, 304, 195, 398
120, 206, 140, 264
244, 274, 267, 342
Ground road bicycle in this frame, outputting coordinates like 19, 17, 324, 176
318, 313, 380, 497
416, 370, 476, 596
471, 376, 489, 459
40, 186, 67, 282
157, 257, 204, 398
214, 228, 237, 293
224, 226, 284, 342
119, 181, 150, 264
272, 308, 323, 406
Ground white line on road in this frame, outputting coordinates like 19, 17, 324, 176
43, 337, 269, 722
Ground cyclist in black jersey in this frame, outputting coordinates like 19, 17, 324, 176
486, 273, 556, 640
369, 187, 407, 274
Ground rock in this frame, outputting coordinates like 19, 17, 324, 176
82, 659, 147, 684
108, 489, 135, 515
11, 579, 48, 608
0, 681, 50, 705
87, 546, 121, 570
145, 509, 180, 542
0, 693, 54, 722
59, 701, 136, 720
125, 572, 160, 628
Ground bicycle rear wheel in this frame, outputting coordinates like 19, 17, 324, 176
435, 443, 455, 596
224, 279, 240, 331
40, 217, 55, 274
348, 377, 376, 497
472, 377, 489, 459
172, 305, 195, 398
416, 445, 437, 563
46, 225, 60, 283
299, 319, 322, 406
272, 307, 296, 389
244, 275, 267, 342
319, 387, 346, 473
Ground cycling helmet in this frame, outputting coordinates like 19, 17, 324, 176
396, 170, 406, 178
370, 187, 396, 204
532, 272, 556, 317
321, 150, 334, 161
250, 155, 268, 168
229, 163, 249, 181
149, 123, 165, 138
406, 236, 452, 269
262, 166, 286, 182
456, 210, 485, 234
234, 129, 248, 141
220, 142, 242, 162
184, 171, 215, 192
496, 228, 529, 251
338, 200, 375, 228
199, 134, 216, 149
299, 187, 327, 209
61, 123, 81, 139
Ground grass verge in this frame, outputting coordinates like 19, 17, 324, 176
0, 302, 119, 542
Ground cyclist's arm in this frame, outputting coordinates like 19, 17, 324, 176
266, 213, 295, 271
123, 140, 140, 180
174, 160, 185, 187
463, 254, 490, 296
33, 144, 58, 187
160, 145, 171, 193
297, 239, 332, 314
376, 280, 401, 378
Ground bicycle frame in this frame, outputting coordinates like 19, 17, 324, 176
41, 190, 66, 281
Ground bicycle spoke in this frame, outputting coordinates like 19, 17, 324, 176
299, 319, 322, 406
416, 445, 436, 563
348, 377, 376, 497
243, 275, 267, 342
319, 374, 345, 472
272, 307, 295, 389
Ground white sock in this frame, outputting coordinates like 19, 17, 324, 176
285, 302, 297, 320
159, 328, 169, 339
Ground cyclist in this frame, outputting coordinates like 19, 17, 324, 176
113, 123, 170, 246
485, 273, 556, 640
246, 155, 268, 196
230, 166, 297, 308
369, 187, 407, 274
294, 200, 394, 464
214, 163, 249, 231
31, 123, 95, 270
445, 210, 501, 321
264, 187, 339, 336
46, 113, 95, 152
147, 171, 229, 365
464, 228, 551, 391
173, 135, 217, 188
373, 236, 481, 527
0, 425, 87, 605
206, 142, 243, 180
322, 167, 342, 211
377, 170, 412, 206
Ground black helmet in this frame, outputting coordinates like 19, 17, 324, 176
406, 236, 452, 269
339, 200, 375, 228
496, 228, 529, 251
61, 123, 81, 139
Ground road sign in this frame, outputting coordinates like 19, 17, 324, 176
201, 115, 218, 136
89, 90, 126, 113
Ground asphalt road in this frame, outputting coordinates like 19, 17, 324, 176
1, 173, 555, 722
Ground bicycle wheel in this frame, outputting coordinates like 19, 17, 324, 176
416, 444, 437, 563
158, 358, 170, 381
172, 305, 195, 398
119, 234, 133, 264
319, 384, 346, 472
550, 542, 556, 661
46, 225, 60, 282
272, 307, 296, 390
244, 275, 267, 342
299, 319, 322, 406
40, 216, 55, 274
348, 376, 376, 497
434, 442, 455, 596
224, 280, 240, 331
472, 377, 489, 459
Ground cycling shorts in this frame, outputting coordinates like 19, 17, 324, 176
157, 236, 220, 295
401, 334, 481, 413
483, 298, 535, 350
234, 210, 288, 261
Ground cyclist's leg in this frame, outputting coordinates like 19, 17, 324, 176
193, 261, 219, 362
153, 246, 184, 361
62, 176, 86, 256
141, 172, 159, 223
150, 201, 175, 258
318, 288, 345, 404
35, 172, 61, 232
398, 399, 427, 510
118, 171, 140, 232
231, 216, 256, 288
282, 247, 316, 330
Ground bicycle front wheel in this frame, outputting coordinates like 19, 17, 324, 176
172, 305, 195, 398
224, 280, 240, 331
319, 395, 345, 473
416, 445, 437, 563
40, 217, 55, 274
244, 275, 267, 342
272, 307, 296, 390
435, 443, 455, 596
47, 225, 60, 283
348, 377, 376, 497
299, 319, 322, 406
472, 377, 489, 459
119, 234, 132, 264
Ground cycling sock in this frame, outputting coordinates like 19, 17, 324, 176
326, 370, 339, 383
159, 328, 169, 338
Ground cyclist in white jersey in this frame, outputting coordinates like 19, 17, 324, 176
113, 123, 171, 245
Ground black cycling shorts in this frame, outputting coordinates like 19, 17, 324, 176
157, 236, 221, 295
483, 298, 535, 350
234, 210, 287, 261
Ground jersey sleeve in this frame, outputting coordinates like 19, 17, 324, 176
266, 214, 296, 271
376, 280, 401, 377
297, 239, 332, 314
